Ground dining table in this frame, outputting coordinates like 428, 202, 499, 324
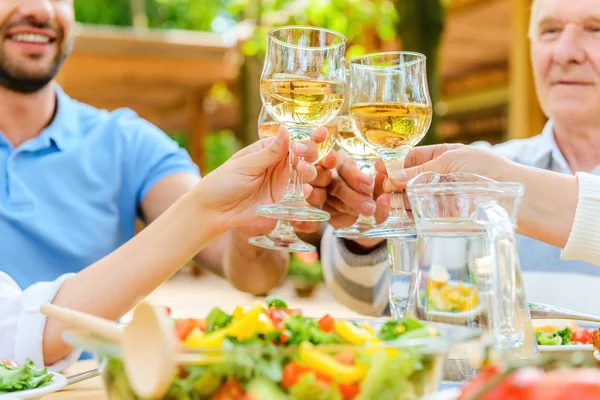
45, 360, 104, 400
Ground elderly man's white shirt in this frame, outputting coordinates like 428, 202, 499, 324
471, 120, 600, 313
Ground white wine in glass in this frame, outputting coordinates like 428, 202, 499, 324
349, 102, 431, 151
333, 98, 380, 239
260, 78, 345, 133
255, 26, 347, 223
349, 52, 432, 239
249, 107, 335, 252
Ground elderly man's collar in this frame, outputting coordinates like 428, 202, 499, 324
531, 120, 571, 173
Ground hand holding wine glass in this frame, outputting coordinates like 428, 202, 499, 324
256, 26, 347, 223
348, 52, 432, 238
249, 107, 333, 252
331, 94, 380, 239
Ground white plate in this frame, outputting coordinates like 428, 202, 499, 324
534, 319, 599, 363
0, 372, 67, 400
594, 350, 600, 362
539, 343, 593, 352
422, 388, 461, 400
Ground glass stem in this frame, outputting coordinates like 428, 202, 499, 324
282, 139, 306, 203
268, 219, 298, 242
380, 149, 411, 221
354, 157, 378, 226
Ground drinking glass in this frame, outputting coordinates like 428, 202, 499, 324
257, 26, 347, 222
388, 236, 418, 318
348, 52, 432, 238
249, 107, 335, 252
332, 95, 380, 238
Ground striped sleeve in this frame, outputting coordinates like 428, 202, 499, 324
320, 225, 389, 316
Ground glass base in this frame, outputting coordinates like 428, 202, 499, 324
334, 224, 376, 239
256, 200, 330, 222
248, 235, 316, 252
389, 296, 407, 319
363, 218, 417, 239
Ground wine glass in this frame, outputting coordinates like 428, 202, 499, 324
249, 107, 336, 252
256, 26, 347, 222
348, 52, 432, 238
332, 93, 380, 238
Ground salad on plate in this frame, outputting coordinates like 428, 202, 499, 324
534, 321, 594, 346
0, 359, 53, 393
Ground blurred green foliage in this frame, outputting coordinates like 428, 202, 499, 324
74, 0, 132, 26
288, 254, 324, 284
204, 131, 242, 173
231, 0, 398, 60
74, 0, 398, 59
74, 0, 233, 31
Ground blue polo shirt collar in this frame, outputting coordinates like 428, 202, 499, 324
1, 85, 79, 153
41, 85, 79, 151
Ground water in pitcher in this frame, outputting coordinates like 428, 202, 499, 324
405, 173, 539, 381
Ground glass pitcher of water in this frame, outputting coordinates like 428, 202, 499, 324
404, 172, 539, 377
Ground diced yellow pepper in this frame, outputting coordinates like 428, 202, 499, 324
232, 306, 244, 321
448, 290, 461, 304
334, 321, 373, 345
187, 328, 228, 348
395, 325, 406, 334
360, 323, 376, 335
458, 284, 472, 296
227, 304, 264, 340
183, 327, 205, 347
363, 337, 401, 358
257, 311, 276, 334
299, 342, 367, 384
186, 304, 264, 348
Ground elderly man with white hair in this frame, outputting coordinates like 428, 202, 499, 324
319, 0, 600, 315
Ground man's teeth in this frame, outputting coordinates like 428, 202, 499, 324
10, 33, 51, 44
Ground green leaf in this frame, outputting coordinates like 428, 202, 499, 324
535, 328, 572, 346
283, 315, 341, 345
376, 319, 426, 341
0, 359, 53, 392
266, 296, 288, 309
205, 307, 233, 333
289, 373, 343, 400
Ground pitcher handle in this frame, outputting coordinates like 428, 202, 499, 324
476, 202, 529, 354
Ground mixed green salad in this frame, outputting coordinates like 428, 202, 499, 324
103, 298, 440, 400
535, 327, 574, 346
0, 359, 53, 392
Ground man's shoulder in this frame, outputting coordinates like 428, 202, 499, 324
472, 134, 548, 165
67, 97, 161, 138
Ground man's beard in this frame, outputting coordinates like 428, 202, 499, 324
0, 42, 71, 94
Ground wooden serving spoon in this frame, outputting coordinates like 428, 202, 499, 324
40, 302, 177, 399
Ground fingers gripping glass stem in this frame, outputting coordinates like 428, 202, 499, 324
363, 149, 415, 239
334, 157, 378, 238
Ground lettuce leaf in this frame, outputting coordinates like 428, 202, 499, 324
0, 359, 53, 392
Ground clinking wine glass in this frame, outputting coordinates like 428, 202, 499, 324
256, 26, 347, 222
348, 52, 432, 238
332, 95, 380, 238
249, 107, 336, 252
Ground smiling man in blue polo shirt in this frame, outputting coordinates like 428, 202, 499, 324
0, 1, 292, 294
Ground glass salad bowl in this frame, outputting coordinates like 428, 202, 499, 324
63, 301, 479, 400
